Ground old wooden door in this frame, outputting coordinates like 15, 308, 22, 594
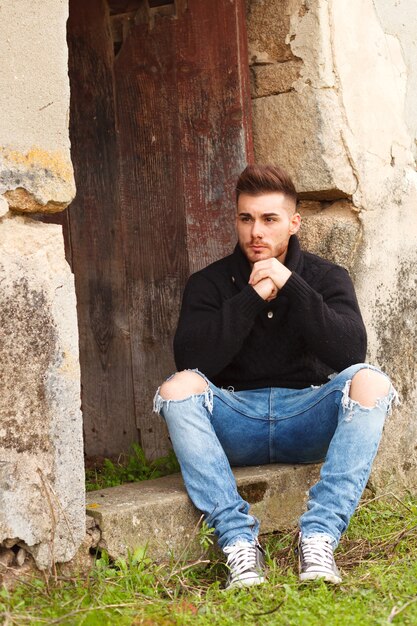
66, 0, 253, 459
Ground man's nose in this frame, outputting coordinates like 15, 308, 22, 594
251, 220, 263, 239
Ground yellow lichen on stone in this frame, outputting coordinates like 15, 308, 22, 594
0, 146, 73, 184
0, 145, 76, 213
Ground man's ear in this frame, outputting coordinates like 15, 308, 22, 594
290, 213, 301, 235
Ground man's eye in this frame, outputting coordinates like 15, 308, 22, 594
241, 217, 251, 222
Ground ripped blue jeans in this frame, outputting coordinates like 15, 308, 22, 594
153, 364, 398, 550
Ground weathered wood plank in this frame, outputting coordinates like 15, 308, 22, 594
114, 0, 252, 458
114, 17, 188, 458
175, 0, 254, 274
67, 0, 138, 456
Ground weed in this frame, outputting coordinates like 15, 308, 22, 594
198, 522, 216, 551
85, 444, 180, 492
1, 495, 417, 625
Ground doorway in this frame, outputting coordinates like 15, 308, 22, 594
65, 0, 253, 459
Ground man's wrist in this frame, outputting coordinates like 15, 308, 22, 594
276, 267, 292, 289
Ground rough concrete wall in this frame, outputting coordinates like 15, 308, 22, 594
247, 0, 417, 490
0, 1, 83, 569
0, 0, 75, 212
0, 217, 84, 569
372, 0, 417, 163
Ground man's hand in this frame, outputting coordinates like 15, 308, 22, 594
249, 258, 292, 291
251, 277, 278, 302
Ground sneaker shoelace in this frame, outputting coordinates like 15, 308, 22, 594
224, 541, 259, 578
301, 535, 335, 569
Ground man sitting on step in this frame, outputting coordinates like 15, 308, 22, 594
153, 164, 398, 589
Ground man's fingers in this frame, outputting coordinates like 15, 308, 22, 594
250, 259, 280, 284
266, 287, 278, 301
249, 268, 268, 285
250, 259, 291, 290
251, 277, 277, 301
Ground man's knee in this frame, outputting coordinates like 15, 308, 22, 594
159, 370, 208, 401
349, 368, 391, 408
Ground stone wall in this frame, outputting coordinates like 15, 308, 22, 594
0, 0, 84, 569
0, 1, 75, 213
247, 0, 417, 490
372, 0, 417, 163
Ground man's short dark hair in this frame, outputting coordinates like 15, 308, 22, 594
236, 164, 297, 205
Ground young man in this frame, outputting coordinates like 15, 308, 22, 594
154, 164, 397, 589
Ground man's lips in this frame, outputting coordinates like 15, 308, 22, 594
249, 244, 267, 251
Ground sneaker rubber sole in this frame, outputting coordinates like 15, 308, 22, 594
299, 570, 342, 584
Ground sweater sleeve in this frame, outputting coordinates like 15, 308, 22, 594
279, 265, 367, 371
174, 272, 266, 378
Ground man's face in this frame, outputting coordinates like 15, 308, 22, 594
236, 192, 301, 264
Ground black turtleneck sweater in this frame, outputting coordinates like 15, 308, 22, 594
174, 236, 367, 390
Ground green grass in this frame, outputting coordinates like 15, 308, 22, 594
85, 444, 180, 492
1, 495, 417, 625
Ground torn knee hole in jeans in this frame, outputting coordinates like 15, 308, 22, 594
153, 368, 213, 415
341, 379, 400, 422
153, 385, 213, 415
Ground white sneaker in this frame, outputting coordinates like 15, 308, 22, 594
223, 540, 266, 589
298, 533, 342, 584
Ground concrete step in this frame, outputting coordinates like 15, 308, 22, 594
86, 463, 321, 561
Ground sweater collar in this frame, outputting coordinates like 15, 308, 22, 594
284, 235, 303, 272
231, 235, 303, 288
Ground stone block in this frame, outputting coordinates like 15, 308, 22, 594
252, 90, 357, 198
250, 60, 302, 98
0, 214, 85, 569
86, 464, 321, 561
0, 148, 75, 214
297, 200, 362, 270
246, 0, 298, 64
0, 0, 75, 214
